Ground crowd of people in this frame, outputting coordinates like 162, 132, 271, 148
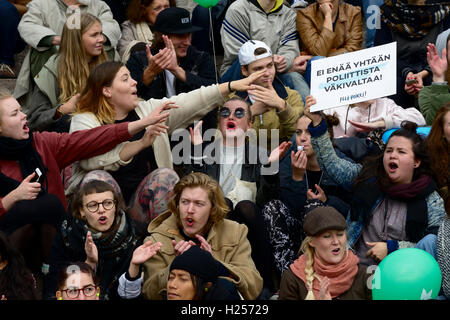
0, 0, 449, 302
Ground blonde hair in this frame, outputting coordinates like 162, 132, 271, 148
58, 13, 108, 104
0, 88, 13, 124
299, 236, 319, 300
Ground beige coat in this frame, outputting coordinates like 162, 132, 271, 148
67, 84, 225, 196
142, 212, 263, 300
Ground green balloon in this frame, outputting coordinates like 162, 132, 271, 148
372, 248, 442, 300
193, 0, 219, 8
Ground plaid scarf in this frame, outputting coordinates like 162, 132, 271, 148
381, 0, 450, 39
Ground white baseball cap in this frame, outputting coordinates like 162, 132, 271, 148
238, 40, 273, 66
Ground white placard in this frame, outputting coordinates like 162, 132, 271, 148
310, 42, 397, 112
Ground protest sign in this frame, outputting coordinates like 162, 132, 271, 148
310, 42, 397, 112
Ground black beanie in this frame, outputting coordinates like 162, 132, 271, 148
170, 246, 219, 282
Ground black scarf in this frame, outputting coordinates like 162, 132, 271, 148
60, 210, 138, 299
381, 0, 450, 39
0, 131, 47, 197
351, 175, 437, 242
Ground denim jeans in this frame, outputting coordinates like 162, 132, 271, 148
0, 0, 24, 66
415, 234, 437, 260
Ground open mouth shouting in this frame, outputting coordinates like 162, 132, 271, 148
98, 216, 108, 225
387, 162, 398, 173
226, 121, 236, 130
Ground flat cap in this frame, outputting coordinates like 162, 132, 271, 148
303, 206, 347, 236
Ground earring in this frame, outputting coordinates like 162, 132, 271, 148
97, 292, 100, 297
58, 297, 63, 300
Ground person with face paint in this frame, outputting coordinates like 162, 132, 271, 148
67, 60, 263, 238
185, 96, 292, 298
303, 95, 446, 267
279, 206, 372, 300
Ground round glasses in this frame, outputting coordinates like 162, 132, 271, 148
219, 107, 246, 119
84, 199, 116, 213
62, 285, 97, 299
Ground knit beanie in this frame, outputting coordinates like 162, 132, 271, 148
170, 246, 219, 282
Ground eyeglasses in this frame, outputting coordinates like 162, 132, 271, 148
84, 199, 116, 213
61, 285, 97, 299
219, 107, 246, 119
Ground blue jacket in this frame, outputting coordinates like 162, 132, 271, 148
279, 133, 353, 217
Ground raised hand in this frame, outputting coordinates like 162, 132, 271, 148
225, 69, 266, 94
142, 45, 172, 85
426, 43, 447, 82
195, 234, 212, 254
291, 149, 307, 181
189, 120, 203, 145
319, 276, 332, 300
303, 95, 323, 126
172, 239, 196, 256
84, 231, 98, 269
273, 54, 287, 73
268, 141, 292, 164
247, 84, 286, 111
131, 241, 162, 266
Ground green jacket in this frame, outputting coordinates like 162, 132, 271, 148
418, 83, 450, 125
142, 212, 263, 300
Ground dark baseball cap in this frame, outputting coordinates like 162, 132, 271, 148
154, 7, 202, 34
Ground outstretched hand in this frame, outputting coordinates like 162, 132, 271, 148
347, 119, 385, 132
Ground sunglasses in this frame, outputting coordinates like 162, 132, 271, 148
219, 107, 246, 119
